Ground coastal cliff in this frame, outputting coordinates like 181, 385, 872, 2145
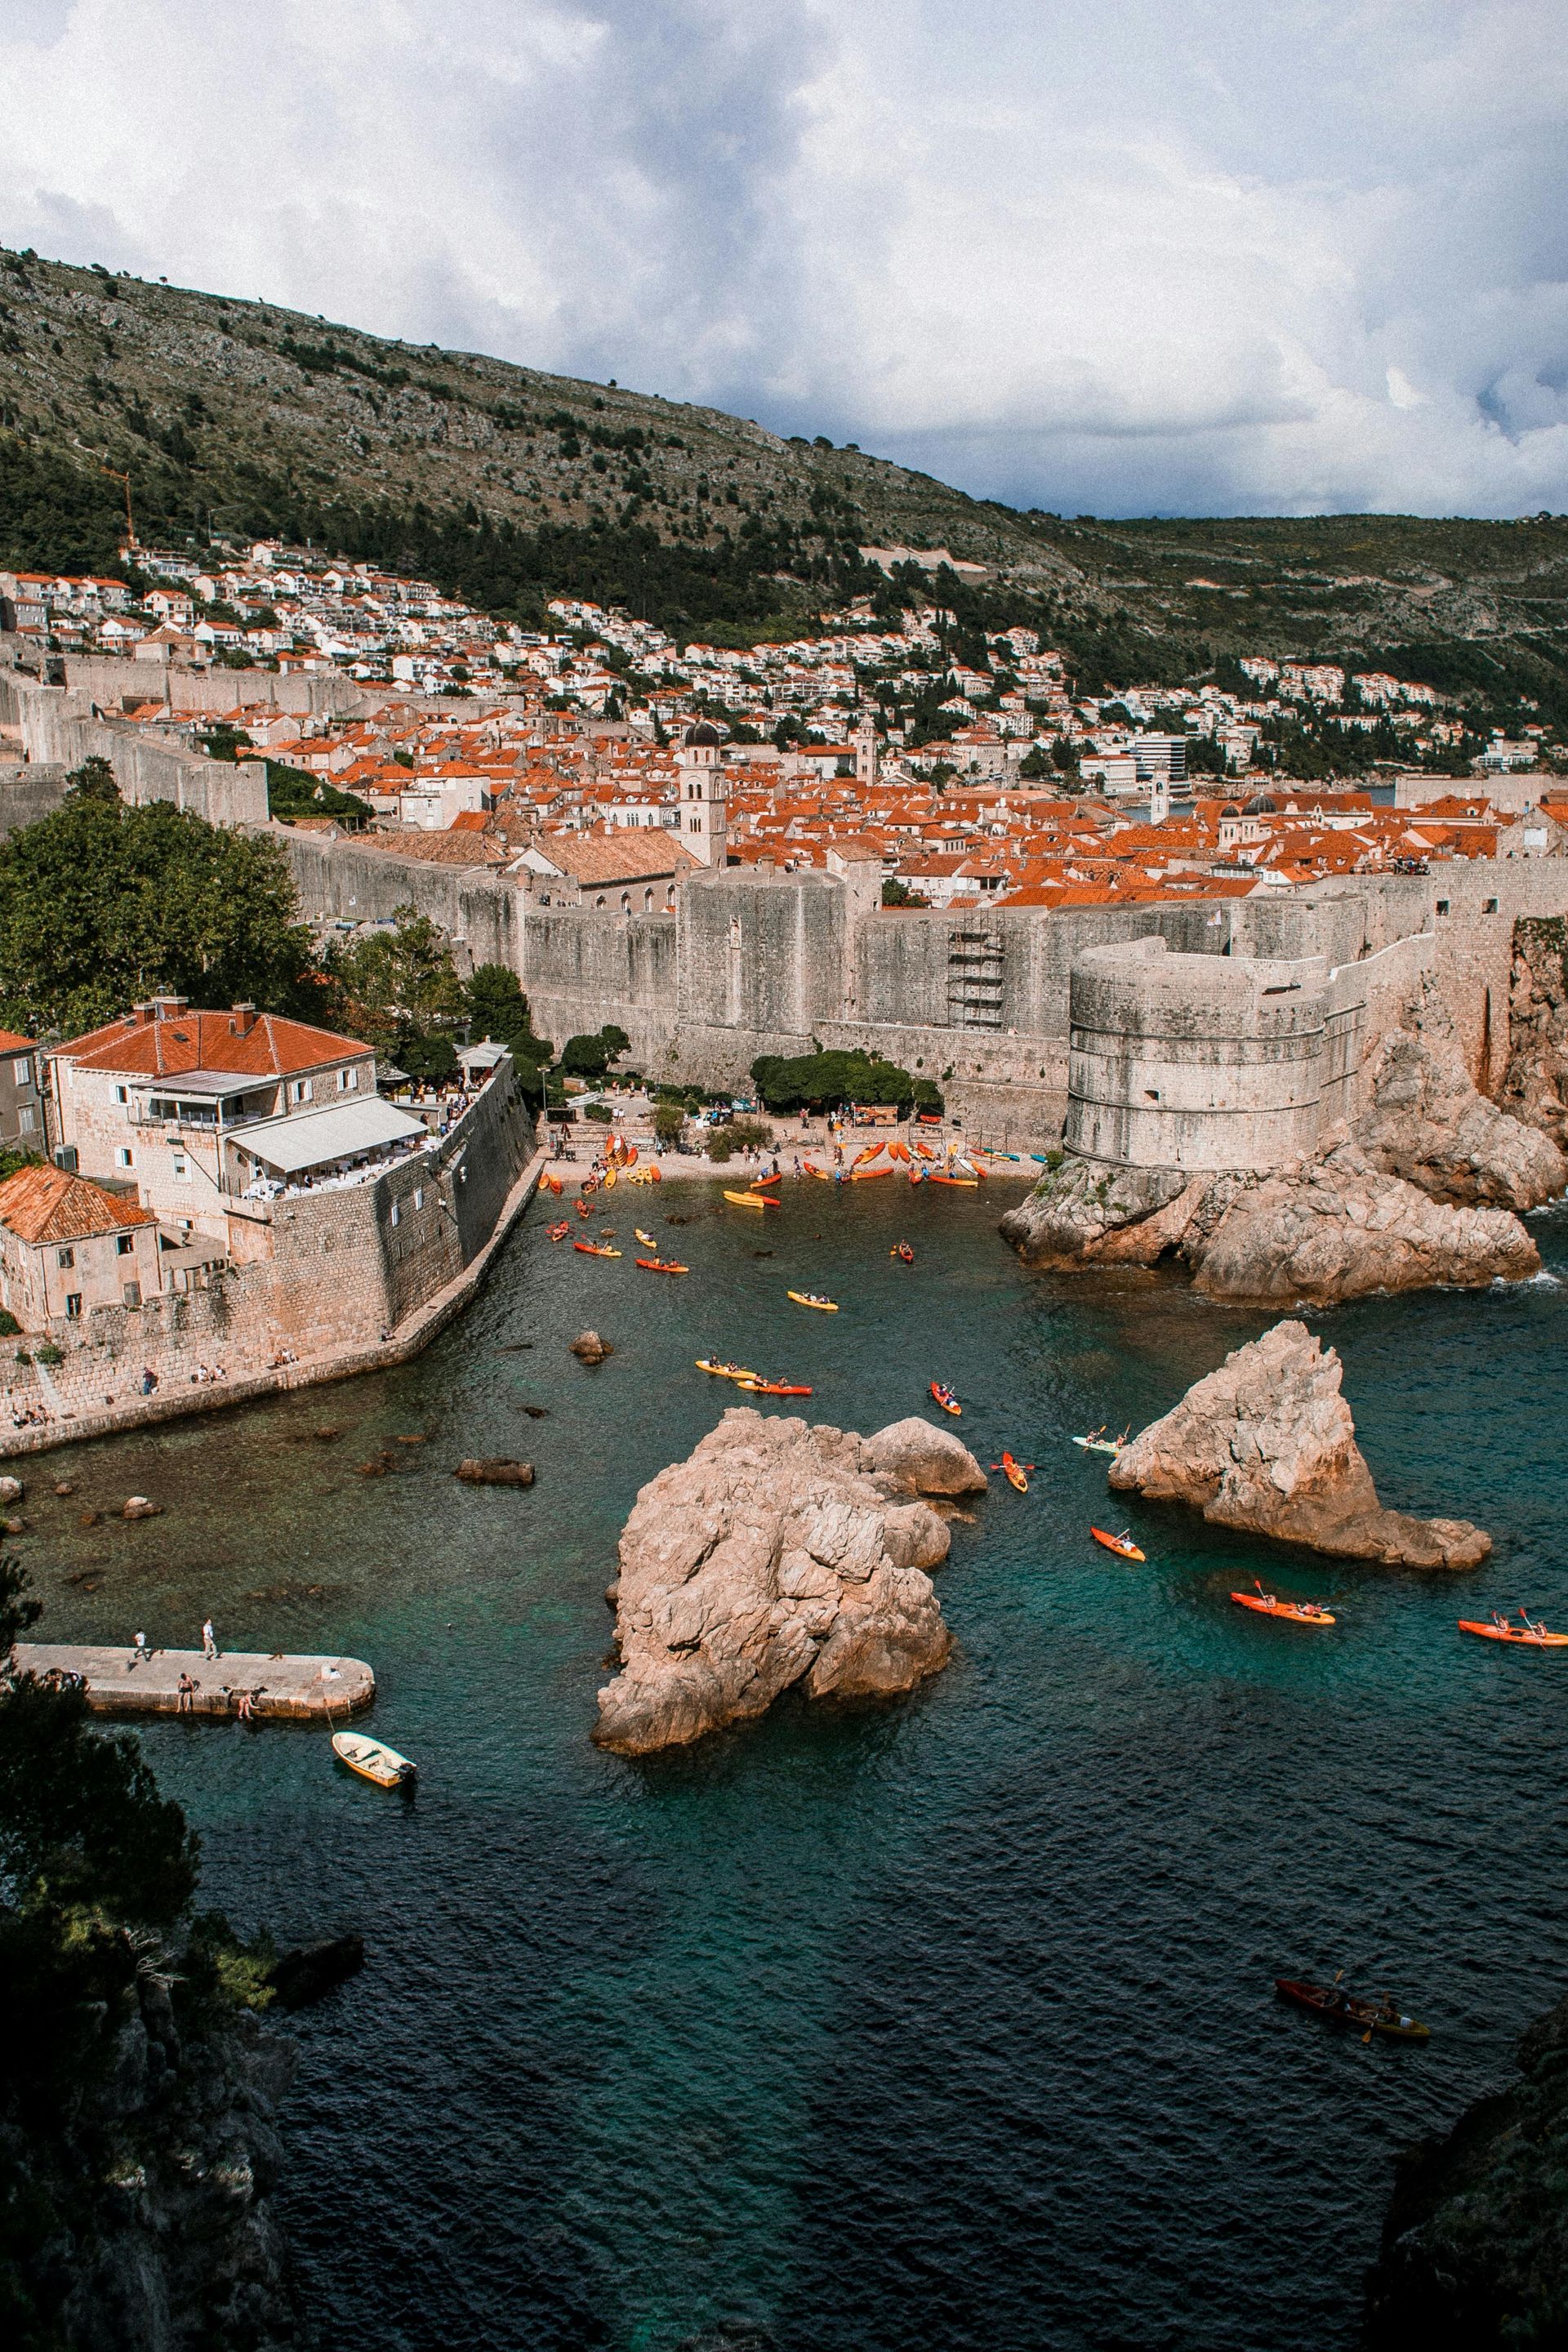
1107, 1320, 1490, 1566
1363, 1985, 1568, 2348
1501, 915, 1568, 1147
593, 1410, 987, 1755
28, 1977, 302, 2352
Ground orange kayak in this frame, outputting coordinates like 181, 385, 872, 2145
1459, 1617, 1568, 1646
929, 1174, 978, 1188
888, 1140, 911, 1162
547, 1221, 571, 1241
930, 1382, 961, 1416
915, 1143, 938, 1161
1232, 1590, 1334, 1626
851, 1166, 893, 1181
991, 1453, 1032, 1494
751, 1170, 782, 1189
635, 1256, 688, 1276
574, 1240, 621, 1258
803, 1162, 832, 1179
737, 1377, 813, 1396
1091, 1526, 1144, 1561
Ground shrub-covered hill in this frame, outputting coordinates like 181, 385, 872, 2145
2, 245, 1567, 699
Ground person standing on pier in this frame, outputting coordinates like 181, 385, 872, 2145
177, 1671, 196, 1714
202, 1617, 218, 1659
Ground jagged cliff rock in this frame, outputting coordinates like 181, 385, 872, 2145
593, 1409, 987, 1756
1363, 1985, 1568, 2349
17, 1975, 301, 2351
1185, 1143, 1539, 1303
1003, 1147, 1537, 1302
1501, 915, 1568, 1147
1357, 975, 1566, 1208
1107, 1319, 1490, 1566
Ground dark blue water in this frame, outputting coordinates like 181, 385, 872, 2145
27, 1182, 1568, 2351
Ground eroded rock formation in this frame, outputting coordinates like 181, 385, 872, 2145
1107, 1319, 1490, 1566
1356, 974, 1566, 1209
1363, 1984, 1568, 2349
593, 1408, 987, 1755
1501, 914, 1568, 1147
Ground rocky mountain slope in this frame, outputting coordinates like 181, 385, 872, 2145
3, 246, 1568, 690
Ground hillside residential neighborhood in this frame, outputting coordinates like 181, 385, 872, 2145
4, 542, 1564, 918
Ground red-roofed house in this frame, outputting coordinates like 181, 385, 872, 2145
0, 1163, 162, 1327
46, 996, 378, 1238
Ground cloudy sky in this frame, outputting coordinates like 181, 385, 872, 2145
2, 0, 1566, 518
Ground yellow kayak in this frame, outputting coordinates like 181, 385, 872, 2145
332, 1731, 417, 1788
724, 1188, 777, 1211
787, 1290, 839, 1312
697, 1358, 758, 1379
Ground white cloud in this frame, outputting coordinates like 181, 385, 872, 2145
0, 0, 1563, 516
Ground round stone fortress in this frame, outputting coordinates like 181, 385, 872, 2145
1065, 936, 1330, 1173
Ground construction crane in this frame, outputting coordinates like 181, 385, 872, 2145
100, 463, 135, 549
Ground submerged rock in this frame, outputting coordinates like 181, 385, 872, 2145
569, 1329, 612, 1363
1364, 1983, 1568, 2348
453, 1457, 535, 1487
268, 1932, 366, 2011
1108, 1319, 1490, 1566
594, 1408, 987, 1755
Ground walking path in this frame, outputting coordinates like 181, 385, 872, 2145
13, 1642, 375, 1720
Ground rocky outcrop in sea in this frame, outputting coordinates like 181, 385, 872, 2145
593, 1409, 987, 1755
1107, 1319, 1490, 1566
1501, 913, 1568, 1147
1363, 1984, 1568, 2348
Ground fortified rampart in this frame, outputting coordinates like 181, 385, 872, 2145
0, 1059, 535, 1442
279, 829, 1568, 1144
0, 667, 266, 826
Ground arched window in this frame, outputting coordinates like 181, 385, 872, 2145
621, 892, 631, 913
644, 887, 654, 910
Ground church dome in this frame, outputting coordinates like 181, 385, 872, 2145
1219, 802, 1241, 819
1243, 791, 1279, 815
684, 721, 724, 747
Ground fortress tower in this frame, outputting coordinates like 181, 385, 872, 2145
678, 720, 728, 866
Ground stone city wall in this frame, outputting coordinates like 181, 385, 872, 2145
0, 670, 267, 826
280, 829, 1568, 1147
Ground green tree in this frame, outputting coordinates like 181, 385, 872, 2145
327, 905, 466, 1064
881, 876, 928, 906
62, 755, 119, 804
750, 1049, 942, 1114
559, 1024, 630, 1081
0, 798, 319, 1037
464, 964, 552, 1070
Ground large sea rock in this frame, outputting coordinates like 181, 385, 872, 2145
1107, 1319, 1490, 1566
593, 1409, 987, 1755
1363, 1984, 1568, 2347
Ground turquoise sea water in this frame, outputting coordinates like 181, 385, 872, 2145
26, 1178, 1568, 2351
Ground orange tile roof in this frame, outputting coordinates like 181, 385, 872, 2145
0, 1163, 155, 1245
0, 1029, 37, 1054
55, 1005, 369, 1079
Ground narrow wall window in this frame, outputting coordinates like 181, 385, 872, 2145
390, 1200, 400, 1227
11, 1058, 30, 1088
65, 1292, 82, 1319
116, 1147, 133, 1167
56, 1245, 74, 1270
412, 1187, 424, 1211
116, 1235, 134, 1255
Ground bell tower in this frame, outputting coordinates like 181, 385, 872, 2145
678, 721, 728, 866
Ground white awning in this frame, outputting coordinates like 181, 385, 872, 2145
228, 1098, 428, 1175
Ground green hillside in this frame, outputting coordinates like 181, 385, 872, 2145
1, 247, 1566, 704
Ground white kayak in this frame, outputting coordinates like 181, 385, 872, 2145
1071, 1434, 1123, 1457
332, 1731, 417, 1788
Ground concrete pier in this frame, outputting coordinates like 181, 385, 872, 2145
12, 1643, 375, 1721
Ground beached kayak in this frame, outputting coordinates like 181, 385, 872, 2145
1275, 1977, 1429, 2042
635, 1256, 688, 1275
1459, 1616, 1568, 1646
930, 1381, 961, 1416
1232, 1589, 1335, 1626
724, 1189, 777, 1211
333, 1731, 417, 1789
788, 1290, 839, 1312
929, 1174, 978, 1187
751, 1171, 782, 1189
573, 1240, 621, 1258
1090, 1526, 1145, 1561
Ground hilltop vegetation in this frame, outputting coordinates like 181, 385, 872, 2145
2, 248, 1567, 704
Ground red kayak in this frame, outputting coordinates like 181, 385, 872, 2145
737, 1377, 813, 1396
1459, 1615, 1568, 1646
1232, 1584, 1334, 1626
750, 1170, 782, 1190
1091, 1526, 1145, 1561
930, 1382, 961, 1416
635, 1256, 688, 1276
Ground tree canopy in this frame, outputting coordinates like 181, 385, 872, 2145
0, 793, 320, 1038
559, 1023, 631, 1082
325, 904, 466, 1078
750, 1049, 942, 1114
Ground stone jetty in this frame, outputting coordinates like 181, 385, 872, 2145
13, 1643, 375, 1719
